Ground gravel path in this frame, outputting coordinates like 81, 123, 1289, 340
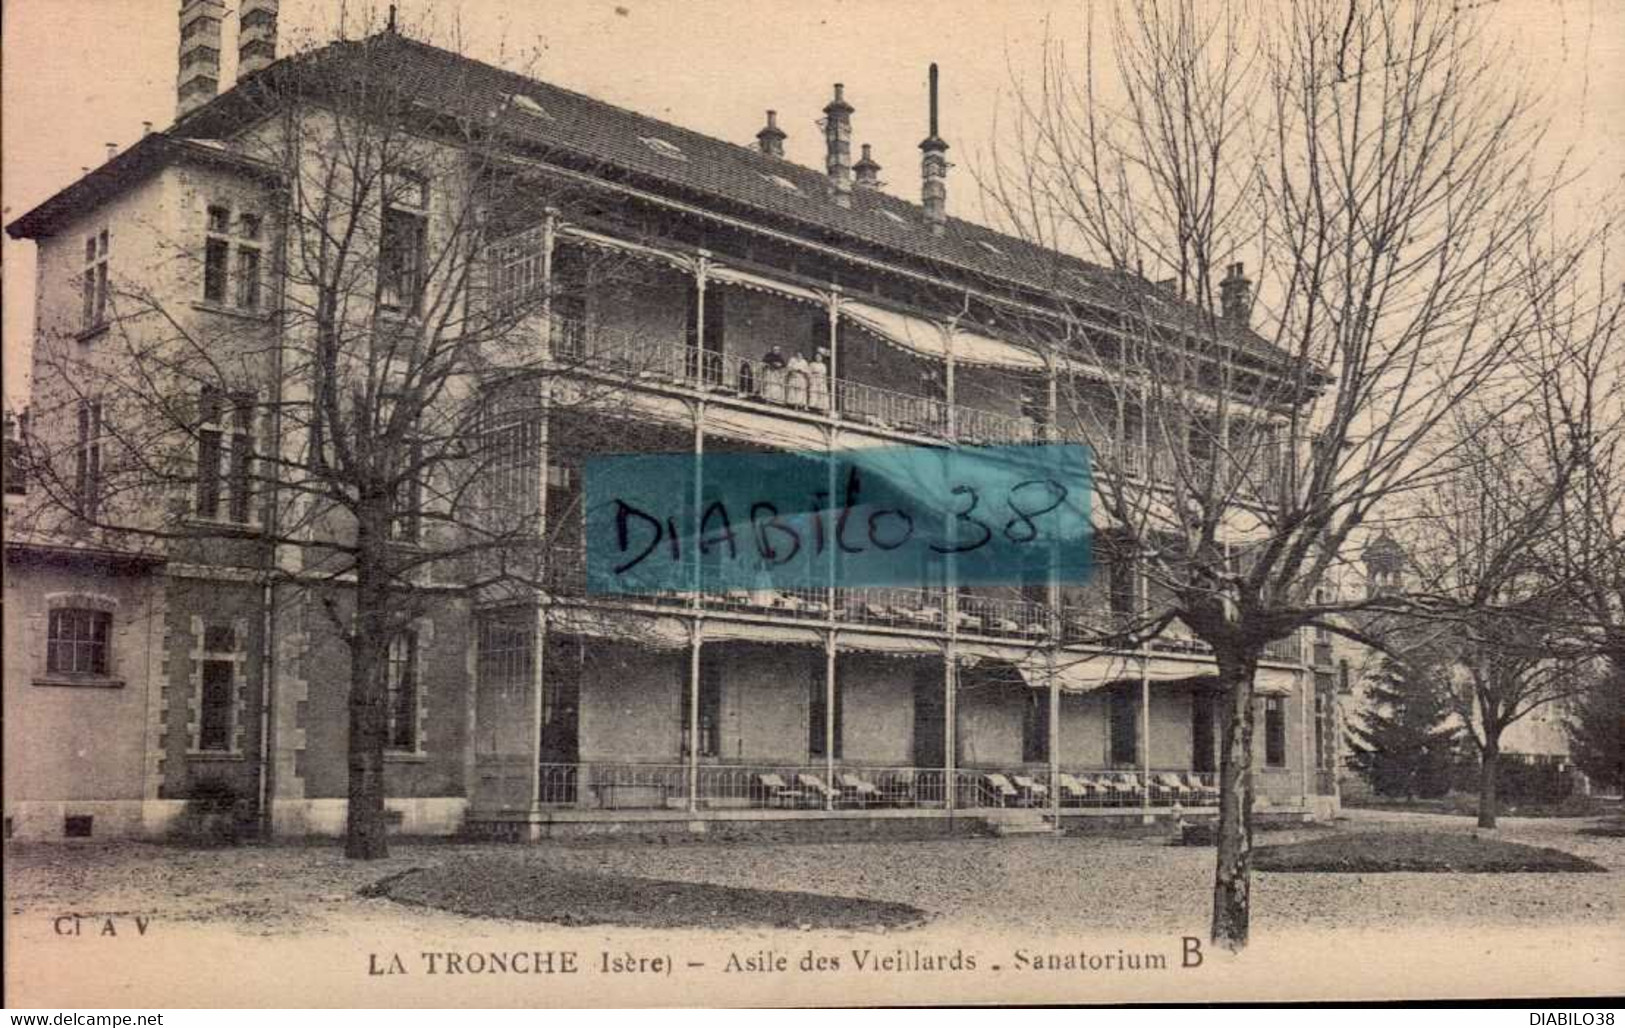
6, 812, 1620, 938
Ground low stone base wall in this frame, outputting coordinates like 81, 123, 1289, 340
270, 798, 467, 837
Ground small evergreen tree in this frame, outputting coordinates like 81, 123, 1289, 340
1348, 657, 1462, 800
1568, 668, 1625, 794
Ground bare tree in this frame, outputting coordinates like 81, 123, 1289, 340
977, 0, 1569, 947
16, 24, 670, 858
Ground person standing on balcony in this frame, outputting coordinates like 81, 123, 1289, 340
786, 351, 811, 407
809, 349, 830, 412
762, 344, 788, 404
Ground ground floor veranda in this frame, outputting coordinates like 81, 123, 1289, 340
467, 601, 1328, 833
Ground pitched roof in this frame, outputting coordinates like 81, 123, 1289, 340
5, 136, 280, 241
16, 30, 1292, 369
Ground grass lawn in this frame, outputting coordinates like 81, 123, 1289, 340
365, 856, 931, 930
1253, 830, 1608, 873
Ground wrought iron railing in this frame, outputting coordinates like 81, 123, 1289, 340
518, 763, 1237, 812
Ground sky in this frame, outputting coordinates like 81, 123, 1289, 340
4, 0, 1622, 410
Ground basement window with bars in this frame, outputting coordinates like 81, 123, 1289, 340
195, 386, 255, 524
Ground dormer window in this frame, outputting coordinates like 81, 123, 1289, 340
508, 93, 550, 119
639, 136, 687, 161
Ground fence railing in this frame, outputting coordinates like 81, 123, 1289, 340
523, 763, 1229, 811
958, 592, 1051, 639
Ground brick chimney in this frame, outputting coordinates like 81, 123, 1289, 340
756, 110, 786, 158
919, 64, 949, 235
238, 0, 279, 80
177, 0, 225, 120
1220, 262, 1252, 326
854, 144, 882, 190
822, 84, 854, 206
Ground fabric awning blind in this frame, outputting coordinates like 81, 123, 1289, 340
839, 300, 950, 361
836, 631, 943, 655
708, 264, 827, 307
547, 609, 691, 650
701, 404, 827, 453
559, 226, 693, 271
950, 324, 1050, 371
700, 621, 823, 645
1255, 666, 1296, 697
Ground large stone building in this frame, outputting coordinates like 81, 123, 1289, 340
3, 4, 1329, 842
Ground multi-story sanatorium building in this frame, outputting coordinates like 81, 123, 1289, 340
3, 5, 1336, 841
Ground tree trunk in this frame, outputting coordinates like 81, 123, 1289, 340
1477, 735, 1501, 830
344, 554, 391, 860
1211, 647, 1260, 951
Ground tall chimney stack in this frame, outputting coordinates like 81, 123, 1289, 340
919, 63, 950, 235
176, 0, 225, 120
238, 0, 280, 80
1220, 262, 1253, 326
854, 144, 882, 190
822, 84, 854, 206
756, 110, 786, 158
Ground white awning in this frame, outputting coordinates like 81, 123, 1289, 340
1255, 666, 1297, 697
839, 300, 950, 361
559, 226, 693, 271
708, 264, 827, 307
836, 631, 943, 655
701, 404, 828, 452
700, 620, 823, 645
950, 323, 1050, 371
547, 608, 691, 650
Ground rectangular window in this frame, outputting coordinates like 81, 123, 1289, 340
196, 387, 253, 523
203, 239, 229, 304
388, 439, 424, 543
1265, 697, 1287, 767
1109, 687, 1138, 767
234, 246, 261, 310
82, 231, 109, 331
808, 676, 843, 759
75, 399, 102, 520
386, 631, 418, 751
379, 174, 427, 315
1022, 689, 1050, 763
46, 608, 111, 675
198, 660, 235, 751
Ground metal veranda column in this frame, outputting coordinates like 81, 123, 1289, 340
825, 631, 837, 810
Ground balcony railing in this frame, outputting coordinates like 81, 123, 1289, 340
545, 547, 1305, 661
524, 763, 1226, 812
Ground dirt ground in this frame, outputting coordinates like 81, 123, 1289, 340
5, 809, 1621, 1006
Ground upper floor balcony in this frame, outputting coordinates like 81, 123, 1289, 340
539, 544, 1305, 665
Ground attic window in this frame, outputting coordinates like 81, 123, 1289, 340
759, 173, 801, 194
975, 240, 1004, 255
875, 209, 909, 225
508, 93, 550, 119
639, 136, 687, 161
